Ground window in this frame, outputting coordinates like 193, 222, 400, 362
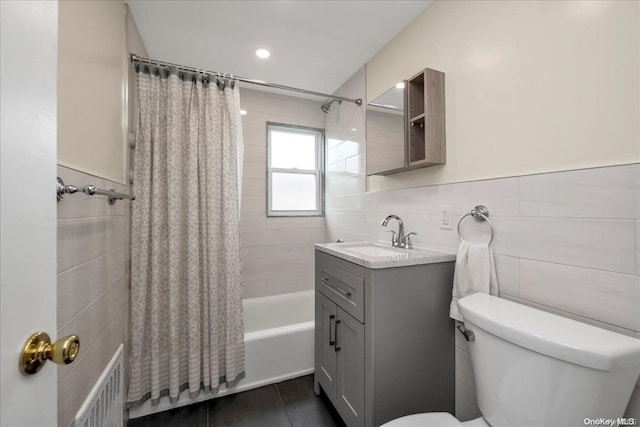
267, 123, 324, 216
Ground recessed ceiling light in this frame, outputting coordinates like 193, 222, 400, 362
240, 109, 247, 115
255, 48, 270, 59
351, 128, 357, 132
395, 82, 405, 89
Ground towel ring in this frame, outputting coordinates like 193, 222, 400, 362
457, 205, 494, 245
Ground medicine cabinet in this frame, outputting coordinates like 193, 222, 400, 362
366, 68, 446, 176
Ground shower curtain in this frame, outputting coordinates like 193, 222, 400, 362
128, 64, 245, 407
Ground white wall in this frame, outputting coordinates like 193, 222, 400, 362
58, 0, 128, 184
366, 0, 640, 191
239, 88, 326, 299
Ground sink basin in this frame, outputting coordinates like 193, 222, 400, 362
344, 245, 408, 258
315, 241, 456, 269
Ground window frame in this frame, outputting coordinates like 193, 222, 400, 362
266, 122, 325, 217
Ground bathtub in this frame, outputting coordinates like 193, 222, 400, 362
129, 290, 315, 419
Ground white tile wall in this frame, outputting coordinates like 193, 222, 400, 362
454, 348, 475, 391
493, 255, 519, 297
636, 221, 640, 275
454, 382, 482, 422
491, 217, 636, 274
325, 66, 367, 247
519, 260, 640, 331
519, 164, 639, 219
238, 88, 326, 299
56, 165, 131, 427
326, 57, 640, 422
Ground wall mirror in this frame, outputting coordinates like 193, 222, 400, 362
366, 83, 406, 175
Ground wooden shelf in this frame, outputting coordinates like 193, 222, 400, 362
407, 68, 445, 167
409, 113, 425, 124
408, 73, 425, 118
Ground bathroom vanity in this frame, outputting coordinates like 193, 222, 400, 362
314, 242, 456, 427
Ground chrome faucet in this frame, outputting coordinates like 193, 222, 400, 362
380, 215, 417, 249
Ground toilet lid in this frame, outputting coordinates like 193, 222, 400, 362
381, 412, 463, 427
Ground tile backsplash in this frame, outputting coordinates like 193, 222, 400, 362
326, 68, 640, 420
56, 165, 131, 427
327, 163, 640, 337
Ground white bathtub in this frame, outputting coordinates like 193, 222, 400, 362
129, 290, 315, 419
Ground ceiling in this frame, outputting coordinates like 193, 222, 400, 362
127, 1, 431, 96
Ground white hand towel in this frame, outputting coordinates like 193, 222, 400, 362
449, 240, 499, 321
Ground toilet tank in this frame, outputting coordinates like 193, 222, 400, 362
458, 294, 640, 427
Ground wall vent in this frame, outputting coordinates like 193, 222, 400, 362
74, 344, 124, 427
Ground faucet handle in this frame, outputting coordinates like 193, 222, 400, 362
387, 230, 398, 247
405, 232, 417, 249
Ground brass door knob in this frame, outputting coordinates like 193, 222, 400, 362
20, 332, 80, 375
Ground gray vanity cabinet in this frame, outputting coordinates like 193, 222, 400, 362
316, 256, 366, 427
316, 292, 338, 394
335, 306, 365, 427
314, 249, 455, 427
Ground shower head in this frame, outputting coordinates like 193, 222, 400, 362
321, 99, 342, 113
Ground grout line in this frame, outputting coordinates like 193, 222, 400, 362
57, 273, 127, 332
517, 174, 521, 217
455, 341, 471, 356
58, 164, 132, 188
57, 246, 127, 276
275, 382, 294, 427
361, 162, 639, 195
57, 304, 126, 386
503, 295, 639, 335
497, 214, 639, 221
455, 380, 480, 421
636, 220, 639, 276
501, 254, 638, 277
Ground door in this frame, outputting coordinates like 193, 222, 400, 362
1, 1, 59, 426
315, 292, 337, 400
335, 308, 365, 427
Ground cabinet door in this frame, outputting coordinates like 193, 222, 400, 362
335, 308, 365, 427
315, 292, 337, 401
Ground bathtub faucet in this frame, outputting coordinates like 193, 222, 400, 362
380, 215, 416, 249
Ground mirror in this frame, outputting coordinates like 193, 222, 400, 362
366, 83, 406, 175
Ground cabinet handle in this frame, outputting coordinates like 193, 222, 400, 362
329, 314, 335, 346
321, 277, 352, 297
334, 320, 341, 352
334, 286, 352, 297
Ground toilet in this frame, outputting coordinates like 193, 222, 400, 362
383, 293, 640, 427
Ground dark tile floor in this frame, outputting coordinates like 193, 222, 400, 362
128, 375, 345, 427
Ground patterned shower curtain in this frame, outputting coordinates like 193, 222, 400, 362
128, 64, 245, 407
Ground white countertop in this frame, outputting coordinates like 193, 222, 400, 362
315, 241, 456, 269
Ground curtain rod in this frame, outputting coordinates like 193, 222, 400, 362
130, 54, 363, 107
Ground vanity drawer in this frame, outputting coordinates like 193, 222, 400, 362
316, 251, 364, 323
316, 251, 364, 278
